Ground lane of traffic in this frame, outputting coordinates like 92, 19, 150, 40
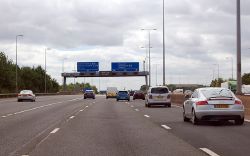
0, 95, 96, 156
130, 99, 250, 156
29, 97, 204, 156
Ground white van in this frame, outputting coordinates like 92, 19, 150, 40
106, 87, 118, 99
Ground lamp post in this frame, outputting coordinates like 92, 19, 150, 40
226, 57, 234, 80
45, 48, 51, 93
141, 46, 152, 72
236, 0, 242, 94
141, 28, 156, 87
163, 0, 166, 86
16, 34, 23, 93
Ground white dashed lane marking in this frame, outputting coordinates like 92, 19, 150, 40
200, 148, 220, 156
50, 128, 60, 134
69, 116, 75, 119
1, 98, 82, 119
135, 109, 139, 111
144, 115, 150, 118
161, 124, 171, 130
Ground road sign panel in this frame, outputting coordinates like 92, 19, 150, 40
111, 62, 139, 72
77, 62, 99, 72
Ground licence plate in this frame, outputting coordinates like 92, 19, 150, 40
214, 104, 229, 108
157, 96, 163, 99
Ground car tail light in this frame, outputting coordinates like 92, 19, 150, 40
18, 94, 21, 96
149, 94, 153, 99
235, 100, 242, 105
196, 100, 208, 105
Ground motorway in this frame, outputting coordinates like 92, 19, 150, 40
0, 95, 250, 156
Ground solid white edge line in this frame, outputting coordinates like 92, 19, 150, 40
200, 148, 220, 156
50, 128, 60, 134
161, 124, 171, 130
144, 115, 150, 118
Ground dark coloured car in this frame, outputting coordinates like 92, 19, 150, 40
133, 90, 145, 100
129, 90, 135, 96
84, 90, 95, 99
117, 91, 130, 101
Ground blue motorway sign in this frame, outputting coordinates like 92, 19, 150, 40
111, 62, 139, 72
77, 62, 99, 72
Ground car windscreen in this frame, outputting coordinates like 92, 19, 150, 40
201, 88, 233, 98
20, 90, 32, 94
151, 88, 169, 94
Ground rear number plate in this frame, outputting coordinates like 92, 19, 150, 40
214, 104, 229, 108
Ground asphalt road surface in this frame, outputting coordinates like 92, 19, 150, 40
0, 95, 249, 156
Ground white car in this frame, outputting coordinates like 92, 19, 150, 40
17, 90, 36, 102
183, 87, 244, 125
145, 86, 171, 107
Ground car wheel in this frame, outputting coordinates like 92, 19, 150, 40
116, 99, 119, 101
191, 109, 199, 125
235, 118, 244, 125
148, 104, 151, 108
168, 103, 171, 107
183, 109, 190, 122
17, 99, 20, 102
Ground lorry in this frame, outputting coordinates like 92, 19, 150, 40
221, 81, 237, 93
221, 81, 250, 95
106, 87, 118, 99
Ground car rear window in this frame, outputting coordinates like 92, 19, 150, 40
85, 90, 93, 93
151, 88, 169, 94
20, 90, 32, 94
119, 91, 128, 94
201, 88, 233, 98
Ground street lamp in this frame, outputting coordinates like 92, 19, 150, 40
236, 0, 242, 94
16, 34, 23, 93
141, 28, 157, 87
213, 64, 220, 80
45, 48, 51, 93
163, 0, 166, 86
141, 46, 152, 72
226, 57, 234, 80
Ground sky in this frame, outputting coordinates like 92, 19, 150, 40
1, 0, 250, 91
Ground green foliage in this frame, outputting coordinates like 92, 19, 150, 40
210, 78, 225, 87
0, 52, 59, 93
242, 73, 250, 85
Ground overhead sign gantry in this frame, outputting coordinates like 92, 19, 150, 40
61, 62, 149, 91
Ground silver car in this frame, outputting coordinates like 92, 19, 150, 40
183, 87, 244, 125
17, 90, 36, 102
145, 86, 171, 107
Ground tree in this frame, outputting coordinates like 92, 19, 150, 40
242, 73, 250, 85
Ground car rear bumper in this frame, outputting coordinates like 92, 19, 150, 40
196, 110, 244, 120
147, 99, 171, 104
18, 97, 34, 100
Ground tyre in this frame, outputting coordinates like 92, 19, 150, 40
17, 99, 20, 102
191, 109, 199, 125
235, 118, 244, 125
128, 99, 130, 102
183, 109, 190, 122
148, 104, 151, 108
168, 103, 171, 107
116, 99, 119, 101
